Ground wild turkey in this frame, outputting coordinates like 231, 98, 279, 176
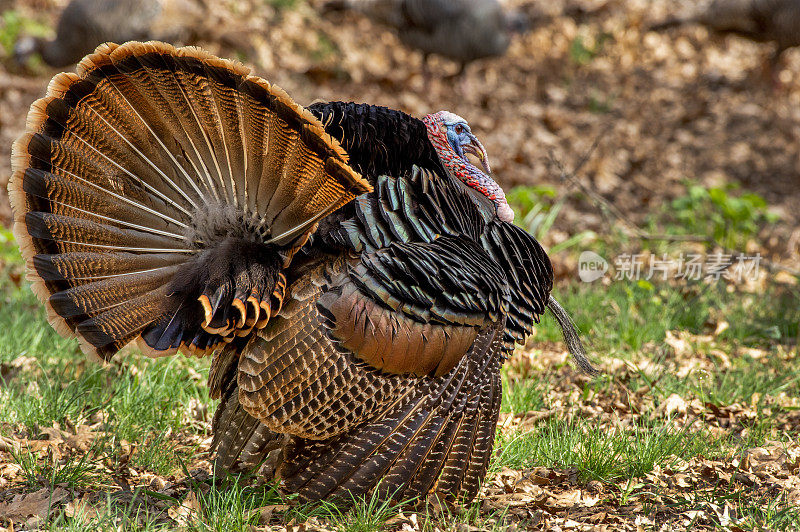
9, 41, 594, 504
13, 0, 203, 67
649, 0, 800, 83
322, 0, 529, 77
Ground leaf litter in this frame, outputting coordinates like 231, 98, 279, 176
0, 0, 798, 529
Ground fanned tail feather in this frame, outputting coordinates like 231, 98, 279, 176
9, 41, 370, 361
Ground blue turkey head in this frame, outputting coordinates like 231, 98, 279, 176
441, 112, 492, 174
423, 111, 514, 223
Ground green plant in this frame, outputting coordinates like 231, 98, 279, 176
105, 356, 209, 442
588, 88, 615, 113
319, 488, 408, 532
534, 277, 799, 353
0, 10, 50, 57
670, 183, 779, 248
12, 444, 103, 491
187, 477, 284, 531
265, 0, 300, 11
311, 32, 339, 61
500, 373, 548, 414
10, 368, 104, 436
569, 32, 612, 65
47, 490, 177, 531
493, 416, 724, 482
418, 505, 511, 532
664, 488, 800, 531
734, 491, 800, 531
506, 185, 594, 253
130, 431, 181, 476
0, 227, 21, 263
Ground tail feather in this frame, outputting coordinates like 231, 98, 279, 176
33, 78, 201, 220
460, 369, 501, 501
81, 50, 214, 205
10, 41, 371, 361
21, 168, 184, 240
32, 252, 184, 283
401, 408, 459, 497
25, 211, 181, 253
76, 288, 169, 349
200, 60, 248, 210
239, 80, 269, 214
32, 95, 199, 217
212, 394, 280, 475
434, 394, 480, 496
49, 266, 181, 317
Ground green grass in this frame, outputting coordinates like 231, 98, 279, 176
569, 32, 612, 66
661, 488, 800, 531
0, 239, 211, 444
0, 235, 213, 520
128, 431, 183, 476
492, 416, 724, 482
0, 346, 211, 441
186, 478, 284, 532
12, 444, 104, 491
500, 374, 548, 414
311, 32, 339, 61
496, 251, 799, 488
42, 478, 285, 531
105, 358, 210, 442
45, 490, 178, 531
317, 489, 407, 532
1, 206, 798, 531
542, 279, 799, 353
265, 0, 300, 11
733, 491, 800, 531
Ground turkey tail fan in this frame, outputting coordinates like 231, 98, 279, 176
9, 40, 370, 361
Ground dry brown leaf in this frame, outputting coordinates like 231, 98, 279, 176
63, 493, 97, 520
253, 504, 289, 525
545, 488, 582, 508
0, 436, 19, 454
167, 490, 202, 528
0, 487, 68, 522
658, 393, 688, 416
64, 425, 101, 453
36, 427, 64, 443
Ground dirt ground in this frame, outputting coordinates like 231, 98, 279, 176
0, 0, 799, 266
